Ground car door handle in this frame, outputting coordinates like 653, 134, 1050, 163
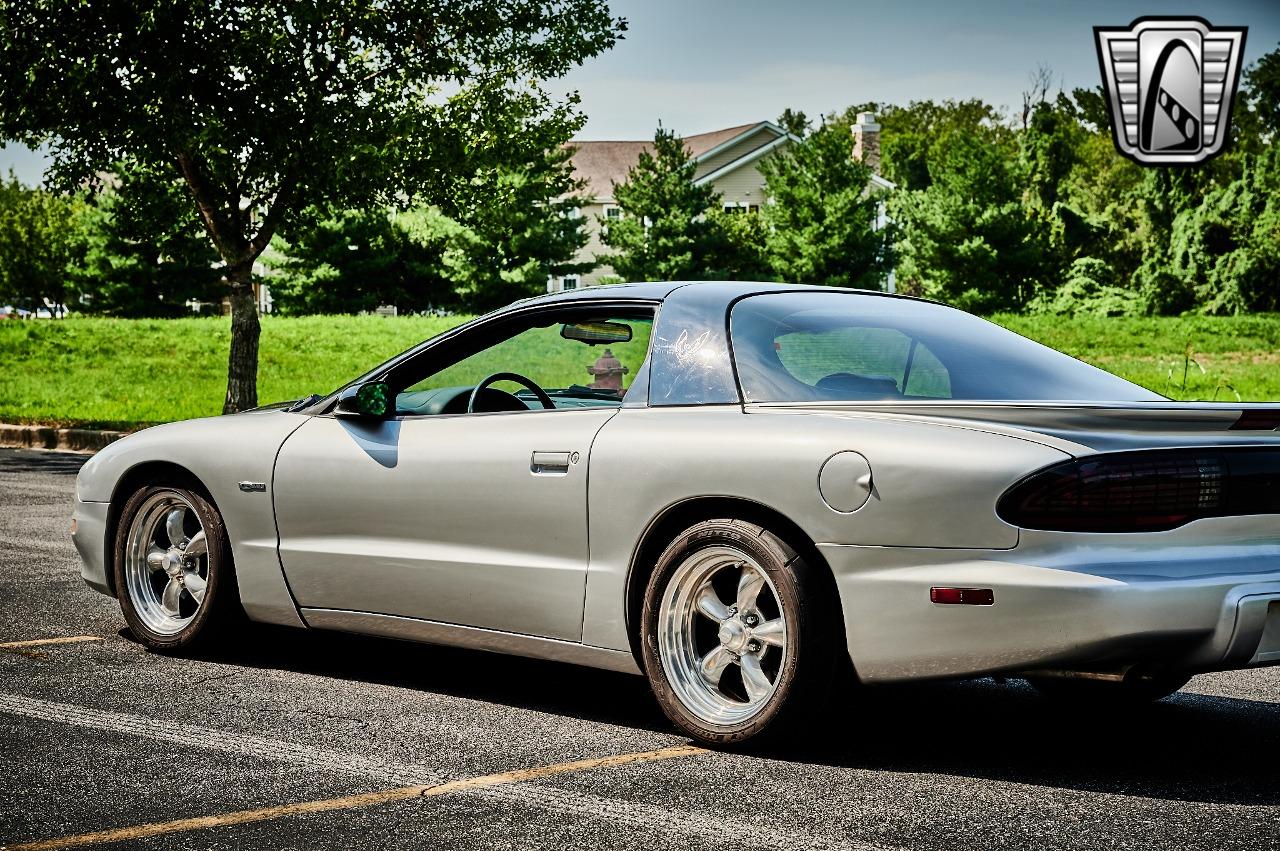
531, 451, 574, 475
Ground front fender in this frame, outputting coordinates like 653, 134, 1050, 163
75, 409, 309, 627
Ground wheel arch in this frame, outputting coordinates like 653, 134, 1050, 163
103, 461, 223, 597
623, 495, 846, 670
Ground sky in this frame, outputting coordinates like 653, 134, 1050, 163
3, 0, 1278, 183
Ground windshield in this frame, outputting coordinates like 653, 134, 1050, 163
730, 292, 1163, 403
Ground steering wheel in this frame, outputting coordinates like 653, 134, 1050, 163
467, 372, 556, 413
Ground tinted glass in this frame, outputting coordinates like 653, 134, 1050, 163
730, 293, 1163, 403
392, 312, 653, 415
403, 319, 651, 396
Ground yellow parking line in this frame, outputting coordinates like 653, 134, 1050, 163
5, 743, 706, 851
0, 636, 102, 649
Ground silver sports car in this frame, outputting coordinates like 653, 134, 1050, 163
72, 282, 1280, 745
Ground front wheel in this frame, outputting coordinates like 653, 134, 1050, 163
640, 519, 839, 746
113, 484, 239, 651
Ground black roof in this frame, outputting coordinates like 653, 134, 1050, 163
516, 280, 919, 309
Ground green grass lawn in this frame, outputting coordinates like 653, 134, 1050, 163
2, 311, 1278, 430
992, 313, 1280, 403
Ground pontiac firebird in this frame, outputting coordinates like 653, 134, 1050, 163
71, 282, 1280, 745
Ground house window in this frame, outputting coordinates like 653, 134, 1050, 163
723, 203, 761, 215
561, 276, 579, 291
601, 205, 623, 236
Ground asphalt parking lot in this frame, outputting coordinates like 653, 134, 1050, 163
2, 446, 1279, 850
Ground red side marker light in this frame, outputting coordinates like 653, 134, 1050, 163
930, 587, 994, 605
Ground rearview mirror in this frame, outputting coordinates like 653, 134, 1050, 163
560, 320, 632, 345
334, 381, 392, 419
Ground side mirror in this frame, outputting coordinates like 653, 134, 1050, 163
335, 381, 392, 419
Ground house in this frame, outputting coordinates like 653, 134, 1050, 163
555, 113, 894, 292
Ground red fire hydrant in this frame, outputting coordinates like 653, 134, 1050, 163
586, 348, 629, 396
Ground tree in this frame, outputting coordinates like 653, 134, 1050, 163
1020, 63, 1060, 130
443, 146, 593, 312
272, 145, 591, 315
602, 126, 722, 282
875, 99, 1013, 191
0, 172, 85, 312
269, 208, 454, 315
777, 108, 811, 139
0, 1, 624, 411
1244, 47, 1280, 137
75, 162, 223, 316
890, 130, 1047, 312
759, 117, 889, 289
703, 207, 774, 282
1167, 145, 1280, 314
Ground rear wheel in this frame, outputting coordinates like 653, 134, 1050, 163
113, 484, 238, 651
640, 519, 839, 746
1026, 672, 1191, 704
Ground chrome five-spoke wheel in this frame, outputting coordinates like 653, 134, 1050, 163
643, 518, 838, 745
658, 546, 789, 726
123, 490, 211, 636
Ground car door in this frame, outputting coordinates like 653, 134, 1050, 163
272, 408, 612, 640
271, 303, 653, 642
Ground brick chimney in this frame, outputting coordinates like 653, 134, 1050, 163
851, 111, 881, 174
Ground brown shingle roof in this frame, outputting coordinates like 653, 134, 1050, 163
684, 122, 763, 156
568, 122, 770, 201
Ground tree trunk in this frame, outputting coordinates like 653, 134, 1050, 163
223, 265, 260, 414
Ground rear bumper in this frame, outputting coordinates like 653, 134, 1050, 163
71, 498, 112, 597
821, 541, 1280, 683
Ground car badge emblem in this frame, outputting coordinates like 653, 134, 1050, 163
1094, 17, 1247, 165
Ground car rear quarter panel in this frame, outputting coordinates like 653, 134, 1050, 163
75, 409, 308, 627
824, 514, 1280, 681
580, 406, 1069, 651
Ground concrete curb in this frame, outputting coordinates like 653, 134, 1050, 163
0, 423, 128, 453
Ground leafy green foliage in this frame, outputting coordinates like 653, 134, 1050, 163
882, 43, 1280, 318
269, 208, 454, 315
0, 172, 85, 311
601, 126, 723, 281
1168, 146, 1280, 314
0, 0, 625, 410
74, 162, 223, 316
441, 147, 593, 312
874, 99, 1013, 191
1243, 48, 1280, 136
270, 147, 591, 314
1026, 257, 1144, 317
776, 108, 811, 139
703, 207, 774, 282
890, 130, 1047, 312
758, 118, 889, 289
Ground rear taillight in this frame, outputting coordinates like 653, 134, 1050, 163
998, 448, 1280, 532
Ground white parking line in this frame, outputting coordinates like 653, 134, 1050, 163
0, 692, 444, 785
5, 747, 708, 851
0, 692, 891, 851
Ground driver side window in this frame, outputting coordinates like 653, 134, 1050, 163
394, 310, 654, 417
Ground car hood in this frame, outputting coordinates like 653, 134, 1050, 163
76, 408, 308, 503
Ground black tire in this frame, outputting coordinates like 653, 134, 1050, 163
112, 483, 240, 652
640, 518, 840, 747
1026, 672, 1191, 705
